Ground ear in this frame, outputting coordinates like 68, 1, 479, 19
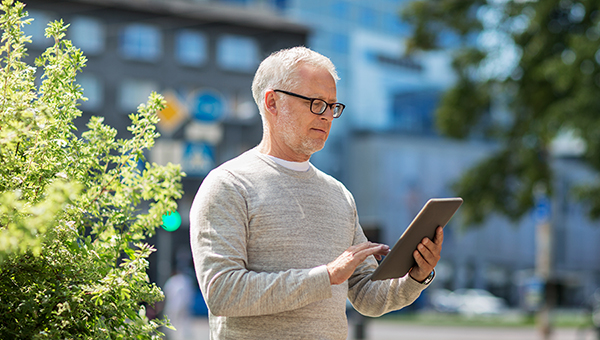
264, 89, 278, 117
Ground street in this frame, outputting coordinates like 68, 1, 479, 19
182, 317, 597, 340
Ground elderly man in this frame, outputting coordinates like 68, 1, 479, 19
190, 46, 442, 339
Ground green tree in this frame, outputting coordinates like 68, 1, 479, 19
0, 1, 184, 338
401, 0, 600, 226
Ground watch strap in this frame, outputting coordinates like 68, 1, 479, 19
418, 269, 435, 285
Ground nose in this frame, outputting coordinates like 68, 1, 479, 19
321, 105, 335, 120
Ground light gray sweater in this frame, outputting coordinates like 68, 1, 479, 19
190, 148, 427, 339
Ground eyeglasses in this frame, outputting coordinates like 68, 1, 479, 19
274, 89, 345, 118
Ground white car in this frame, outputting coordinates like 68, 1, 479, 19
430, 288, 508, 315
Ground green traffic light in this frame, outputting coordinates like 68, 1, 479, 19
162, 211, 181, 232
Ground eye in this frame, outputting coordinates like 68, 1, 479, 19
311, 100, 327, 113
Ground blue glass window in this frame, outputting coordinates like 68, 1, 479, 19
120, 24, 162, 62
272, 0, 288, 11
331, 33, 349, 54
359, 7, 377, 29
77, 74, 103, 111
22, 10, 53, 48
385, 12, 409, 35
175, 30, 208, 67
119, 78, 159, 112
392, 90, 440, 135
219, 0, 248, 5
70, 16, 105, 55
331, 1, 349, 18
216, 35, 260, 72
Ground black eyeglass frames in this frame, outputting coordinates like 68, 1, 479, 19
274, 89, 345, 118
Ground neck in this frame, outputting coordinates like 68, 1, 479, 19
257, 139, 311, 163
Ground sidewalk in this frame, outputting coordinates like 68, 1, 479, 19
186, 317, 595, 340
348, 321, 592, 340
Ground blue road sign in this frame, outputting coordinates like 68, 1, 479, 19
534, 196, 551, 222
190, 89, 225, 122
182, 142, 215, 177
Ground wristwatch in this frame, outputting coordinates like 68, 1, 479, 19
418, 269, 435, 285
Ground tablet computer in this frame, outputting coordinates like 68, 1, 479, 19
370, 197, 463, 281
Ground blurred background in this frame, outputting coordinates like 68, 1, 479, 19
19, 0, 600, 339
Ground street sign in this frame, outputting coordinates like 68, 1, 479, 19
182, 142, 215, 177
189, 89, 225, 122
523, 277, 544, 312
184, 121, 223, 144
157, 90, 190, 136
534, 196, 551, 223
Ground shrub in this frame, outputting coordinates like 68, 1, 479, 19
0, 1, 184, 338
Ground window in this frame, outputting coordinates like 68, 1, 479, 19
272, 0, 288, 11
219, 0, 248, 5
77, 74, 103, 111
120, 24, 162, 62
359, 7, 377, 29
22, 10, 53, 48
216, 35, 259, 72
70, 16, 105, 55
119, 78, 159, 112
331, 1, 350, 19
175, 30, 208, 67
331, 33, 349, 54
385, 12, 409, 35
392, 90, 440, 135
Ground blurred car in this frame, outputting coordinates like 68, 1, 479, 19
430, 288, 459, 313
430, 288, 508, 315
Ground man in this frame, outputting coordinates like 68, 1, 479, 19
190, 46, 442, 339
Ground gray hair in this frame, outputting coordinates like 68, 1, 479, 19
251, 46, 339, 117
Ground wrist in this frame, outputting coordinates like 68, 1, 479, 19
412, 269, 435, 285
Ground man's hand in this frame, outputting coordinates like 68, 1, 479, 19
409, 226, 443, 282
327, 242, 389, 285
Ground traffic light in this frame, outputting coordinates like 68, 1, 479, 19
161, 211, 181, 232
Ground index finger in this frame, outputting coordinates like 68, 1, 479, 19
357, 243, 389, 256
350, 241, 381, 252
433, 226, 444, 245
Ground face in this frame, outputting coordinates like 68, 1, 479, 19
272, 64, 337, 161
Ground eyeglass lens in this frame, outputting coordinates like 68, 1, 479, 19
311, 100, 343, 118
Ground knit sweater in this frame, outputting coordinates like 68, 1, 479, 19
189, 148, 427, 339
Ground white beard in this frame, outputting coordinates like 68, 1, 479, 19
278, 109, 326, 157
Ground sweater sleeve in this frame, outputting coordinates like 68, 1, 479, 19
189, 170, 332, 317
346, 206, 429, 317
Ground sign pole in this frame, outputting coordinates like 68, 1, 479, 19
534, 189, 553, 340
